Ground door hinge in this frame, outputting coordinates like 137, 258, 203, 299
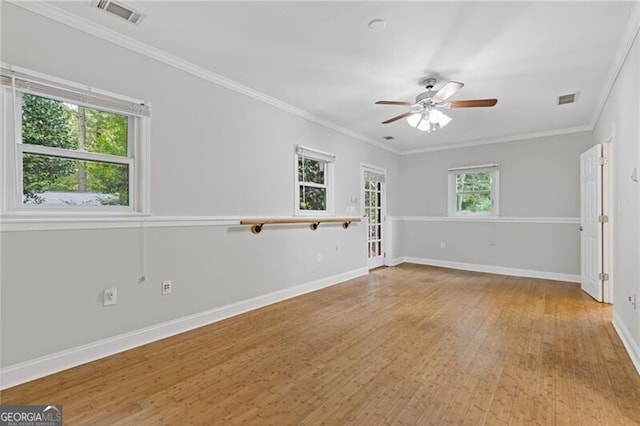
598, 215, 609, 223
598, 157, 608, 166
599, 272, 609, 281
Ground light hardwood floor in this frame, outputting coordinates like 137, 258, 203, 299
2, 264, 640, 425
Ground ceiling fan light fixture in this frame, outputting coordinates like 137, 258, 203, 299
407, 109, 452, 132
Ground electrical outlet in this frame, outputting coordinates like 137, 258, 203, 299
103, 287, 117, 306
162, 280, 172, 296
317, 253, 322, 263
440, 241, 446, 249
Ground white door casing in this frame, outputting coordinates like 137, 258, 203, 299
580, 144, 604, 302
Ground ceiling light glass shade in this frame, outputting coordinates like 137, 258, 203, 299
407, 113, 421, 128
407, 112, 430, 131
428, 109, 452, 127
438, 112, 452, 127
417, 116, 431, 131
428, 109, 443, 124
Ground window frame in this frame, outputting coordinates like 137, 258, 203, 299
294, 145, 335, 216
447, 164, 499, 217
1, 65, 150, 216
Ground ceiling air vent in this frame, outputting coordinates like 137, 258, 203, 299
382, 136, 395, 141
558, 93, 576, 105
93, 0, 144, 25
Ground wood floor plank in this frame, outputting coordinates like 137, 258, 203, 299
2, 264, 640, 425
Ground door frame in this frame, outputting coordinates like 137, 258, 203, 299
603, 132, 614, 304
361, 163, 387, 269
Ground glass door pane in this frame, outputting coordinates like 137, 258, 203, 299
364, 170, 385, 269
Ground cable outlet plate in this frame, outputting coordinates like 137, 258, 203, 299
162, 280, 172, 296
103, 287, 117, 306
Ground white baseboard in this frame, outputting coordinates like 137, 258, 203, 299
398, 256, 580, 283
386, 257, 405, 267
0, 267, 368, 390
612, 312, 640, 376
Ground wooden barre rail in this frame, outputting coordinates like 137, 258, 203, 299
240, 218, 361, 234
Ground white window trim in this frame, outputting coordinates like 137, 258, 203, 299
294, 144, 335, 216
447, 164, 499, 217
1, 64, 150, 217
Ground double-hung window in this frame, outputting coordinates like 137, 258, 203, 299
295, 145, 334, 215
1, 65, 150, 214
448, 164, 499, 216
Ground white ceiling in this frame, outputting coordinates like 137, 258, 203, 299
42, 1, 635, 153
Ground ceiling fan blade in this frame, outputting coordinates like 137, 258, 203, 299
375, 100, 413, 106
382, 111, 414, 124
432, 81, 464, 103
449, 99, 498, 108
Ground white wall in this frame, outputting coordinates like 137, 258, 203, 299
393, 132, 593, 277
0, 4, 399, 375
593, 11, 640, 371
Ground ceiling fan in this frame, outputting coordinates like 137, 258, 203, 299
375, 78, 497, 133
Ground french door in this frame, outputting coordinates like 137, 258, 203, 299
363, 166, 386, 269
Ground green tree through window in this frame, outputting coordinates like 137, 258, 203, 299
21, 93, 129, 206
449, 166, 499, 216
456, 172, 492, 212
298, 157, 327, 211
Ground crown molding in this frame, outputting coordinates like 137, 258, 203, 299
591, 0, 640, 129
6, 1, 400, 156
399, 125, 593, 155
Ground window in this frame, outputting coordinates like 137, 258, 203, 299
1, 66, 150, 213
295, 145, 334, 215
448, 164, 499, 216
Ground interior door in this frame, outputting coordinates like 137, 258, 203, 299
363, 168, 385, 269
580, 144, 603, 302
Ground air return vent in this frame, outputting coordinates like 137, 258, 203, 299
93, 0, 144, 25
558, 93, 576, 105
